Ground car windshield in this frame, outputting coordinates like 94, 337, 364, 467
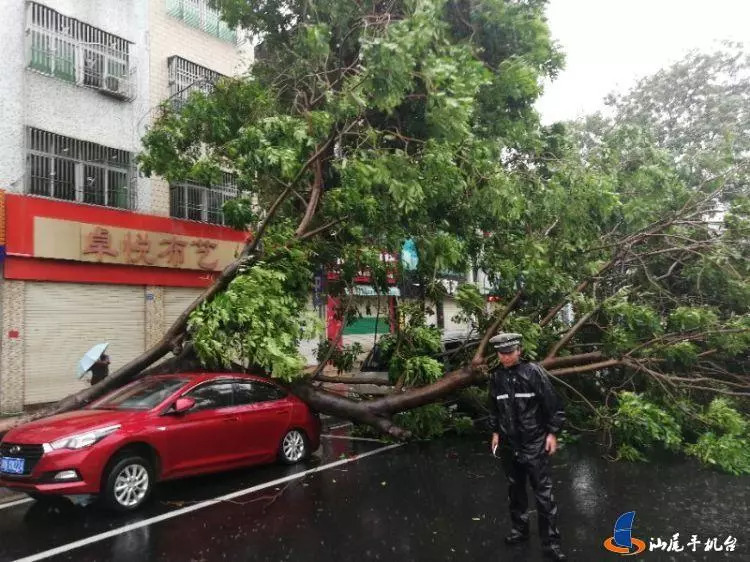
90, 378, 188, 411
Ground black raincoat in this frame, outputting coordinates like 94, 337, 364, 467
488, 361, 565, 460
488, 360, 566, 546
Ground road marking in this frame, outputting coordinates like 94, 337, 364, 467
326, 422, 353, 430
321, 434, 386, 443
0, 497, 33, 511
13, 442, 403, 562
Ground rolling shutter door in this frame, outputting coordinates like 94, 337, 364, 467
164, 287, 204, 329
24, 282, 146, 404
443, 298, 468, 332
423, 298, 468, 332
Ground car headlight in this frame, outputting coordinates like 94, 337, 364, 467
44, 425, 121, 452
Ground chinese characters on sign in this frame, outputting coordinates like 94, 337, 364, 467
649, 534, 737, 553
82, 227, 119, 261
122, 232, 155, 265
190, 239, 219, 270
158, 236, 189, 267
76, 223, 234, 271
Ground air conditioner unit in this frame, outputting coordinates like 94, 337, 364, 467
100, 74, 128, 98
84, 46, 131, 100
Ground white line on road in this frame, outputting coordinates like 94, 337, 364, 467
326, 422, 353, 430
0, 497, 33, 511
13, 442, 404, 562
321, 434, 387, 443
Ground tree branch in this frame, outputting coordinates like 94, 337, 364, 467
539, 257, 616, 327
471, 290, 523, 367
313, 375, 391, 384
290, 382, 411, 439
298, 216, 348, 241
540, 351, 606, 370
547, 359, 622, 376
295, 151, 325, 237
545, 306, 600, 360
366, 367, 483, 416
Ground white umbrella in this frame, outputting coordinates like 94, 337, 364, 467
76, 342, 109, 379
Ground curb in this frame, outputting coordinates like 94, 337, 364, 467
0, 488, 27, 505
0, 416, 22, 439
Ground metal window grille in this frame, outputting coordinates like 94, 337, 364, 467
26, 2, 135, 100
26, 127, 137, 210
170, 173, 237, 225
167, 56, 224, 106
166, 0, 237, 43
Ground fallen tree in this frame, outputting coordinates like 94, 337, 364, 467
4, 1, 749, 460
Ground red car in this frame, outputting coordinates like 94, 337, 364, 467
0, 373, 321, 511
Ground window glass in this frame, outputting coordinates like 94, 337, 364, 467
443, 341, 464, 354
92, 378, 188, 411
186, 381, 234, 410
234, 381, 286, 405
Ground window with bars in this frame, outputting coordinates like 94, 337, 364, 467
168, 56, 224, 106
170, 174, 237, 225
166, 0, 237, 43
26, 128, 137, 210
26, 2, 135, 100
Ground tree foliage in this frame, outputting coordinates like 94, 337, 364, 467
583, 42, 750, 199
17, 2, 750, 465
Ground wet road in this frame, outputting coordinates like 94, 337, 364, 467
1, 425, 748, 561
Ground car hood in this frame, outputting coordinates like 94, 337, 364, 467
2, 409, 143, 444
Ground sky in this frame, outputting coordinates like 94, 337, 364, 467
536, 0, 750, 124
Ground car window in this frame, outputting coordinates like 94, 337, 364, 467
185, 381, 234, 411
442, 338, 478, 364
234, 381, 286, 405
91, 378, 188, 410
443, 341, 463, 354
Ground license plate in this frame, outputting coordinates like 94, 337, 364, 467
0, 457, 25, 475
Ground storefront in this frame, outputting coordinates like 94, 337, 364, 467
0, 194, 247, 413
325, 255, 399, 353
431, 274, 471, 332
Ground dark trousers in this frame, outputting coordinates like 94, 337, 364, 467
501, 449, 562, 546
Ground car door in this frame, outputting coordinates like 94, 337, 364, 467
233, 381, 293, 461
158, 380, 238, 476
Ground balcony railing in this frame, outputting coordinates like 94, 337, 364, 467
170, 175, 237, 225
166, 0, 237, 43
26, 128, 137, 211
26, 2, 136, 101
168, 55, 224, 107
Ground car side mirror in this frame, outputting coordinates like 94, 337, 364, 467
170, 397, 196, 415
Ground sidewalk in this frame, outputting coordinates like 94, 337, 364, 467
0, 486, 26, 505
0, 415, 22, 438
1, 416, 27, 504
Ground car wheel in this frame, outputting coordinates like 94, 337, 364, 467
279, 429, 308, 464
102, 454, 153, 512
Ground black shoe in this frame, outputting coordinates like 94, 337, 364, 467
543, 544, 567, 561
504, 530, 530, 545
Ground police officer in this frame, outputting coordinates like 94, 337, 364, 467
488, 333, 567, 561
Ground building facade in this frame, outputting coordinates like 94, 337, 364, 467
0, 0, 252, 414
